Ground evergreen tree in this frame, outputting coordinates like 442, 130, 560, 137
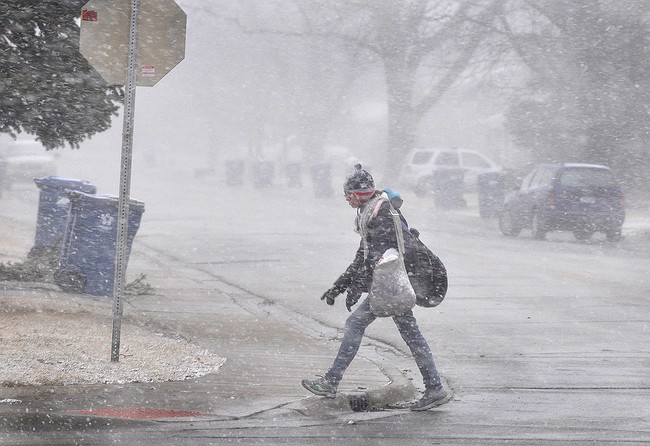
0, 0, 122, 149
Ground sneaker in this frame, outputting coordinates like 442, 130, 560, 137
301, 376, 337, 398
410, 386, 450, 411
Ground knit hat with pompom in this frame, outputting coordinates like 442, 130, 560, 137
344, 164, 375, 203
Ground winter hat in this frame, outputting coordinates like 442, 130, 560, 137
344, 164, 375, 202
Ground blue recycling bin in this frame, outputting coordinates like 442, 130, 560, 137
252, 160, 274, 188
32, 176, 96, 257
285, 162, 302, 187
55, 192, 145, 296
433, 168, 465, 209
310, 162, 333, 198
224, 159, 245, 186
477, 171, 505, 219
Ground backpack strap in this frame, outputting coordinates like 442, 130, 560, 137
387, 201, 406, 258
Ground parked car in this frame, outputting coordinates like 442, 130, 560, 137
399, 148, 502, 196
498, 163, 625, 241
0, 138, 57, 190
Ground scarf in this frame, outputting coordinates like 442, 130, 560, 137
355, 192, 389, 260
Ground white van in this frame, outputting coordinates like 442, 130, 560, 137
399, 148, 502, 196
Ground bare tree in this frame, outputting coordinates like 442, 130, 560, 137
225, 0, 507, 179
188, 2, 372, 163
501, 0, 650, 189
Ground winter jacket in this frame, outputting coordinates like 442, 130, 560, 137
333, 192, 417, 295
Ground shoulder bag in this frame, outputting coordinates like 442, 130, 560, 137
368, 202, 417, 317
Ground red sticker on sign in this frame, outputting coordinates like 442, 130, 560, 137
142, 66, 155, 76
82, 9, 97, 21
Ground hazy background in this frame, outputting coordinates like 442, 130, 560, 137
35, 0, 647, 208
55, 1, 517, 196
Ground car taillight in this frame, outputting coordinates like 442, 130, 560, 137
546, 189, 556, 206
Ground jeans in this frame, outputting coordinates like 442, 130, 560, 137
324, 297, 442, 390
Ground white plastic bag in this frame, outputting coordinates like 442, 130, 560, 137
369, 248, 416, 317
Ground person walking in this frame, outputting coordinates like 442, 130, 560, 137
302, 164, 450, 411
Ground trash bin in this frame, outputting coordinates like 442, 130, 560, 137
311, 162, 333, 198
252, 160, 274, 188
224, 159, 245, 186
433, 168, 465, 209
31, 176, 97, 257
285, 162, 302, 187
477, 171, 505, 219
55, 192, 145, 297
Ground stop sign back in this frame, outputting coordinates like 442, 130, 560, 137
80, 0, 186, 86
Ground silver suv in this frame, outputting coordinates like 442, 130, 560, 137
399, 148, 501, 196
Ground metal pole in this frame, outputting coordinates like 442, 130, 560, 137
111, 0, 139, 362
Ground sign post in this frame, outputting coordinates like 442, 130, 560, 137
110, 0, 138, 364
79, 0, 186, 362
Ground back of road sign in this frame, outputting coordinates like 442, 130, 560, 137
79, 0, 186, 87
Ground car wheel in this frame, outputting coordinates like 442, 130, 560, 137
605, 227, 622, 242
531, 211, 547, 240
499, 208, 522, 237
573, 227, 594, 241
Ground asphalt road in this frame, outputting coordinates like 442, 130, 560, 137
133, 176, 650, 444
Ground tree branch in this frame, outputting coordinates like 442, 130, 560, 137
414, 0, 504, 116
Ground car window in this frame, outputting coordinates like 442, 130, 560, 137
461, 152, 490, 168
560, 168, 617, 188
434, 152, 459, 166
411, 151, 434, 164
520, 168, 538, 189
534, 167, 555, 187
528, 170, 542, 188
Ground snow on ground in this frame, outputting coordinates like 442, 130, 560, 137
0, 287, 225, 387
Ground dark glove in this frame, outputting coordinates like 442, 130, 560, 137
320, 286, 342, 306
346, 288, 362, 312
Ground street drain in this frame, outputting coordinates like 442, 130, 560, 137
67, 408, 209, 419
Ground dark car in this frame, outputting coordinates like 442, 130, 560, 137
498, 163, 625, 241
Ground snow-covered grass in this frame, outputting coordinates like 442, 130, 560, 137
0, 290, 225, 387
